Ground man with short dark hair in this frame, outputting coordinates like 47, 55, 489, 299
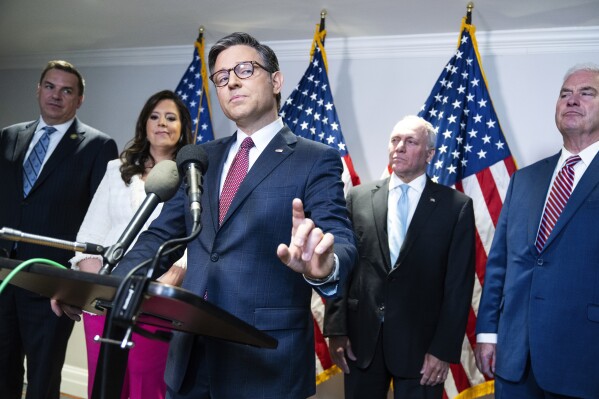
0, 60, 117, 399
56, 33, 356, 399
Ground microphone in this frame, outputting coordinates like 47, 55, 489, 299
0, 227, 105, 254
101, 159, 180, 272
175, 145, 209, 225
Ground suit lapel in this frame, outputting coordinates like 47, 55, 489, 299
14, 123, 36, 162
396, 178, 439, 264
527, 153, 560, 254
542, 151, 599, 252
207, 135, 236, 231
371, 179, 391, 270
13, 123, 37, 196
218, 127, 296, 228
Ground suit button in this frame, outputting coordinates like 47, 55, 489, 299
537, 258, 544, 266
210, 253, 219, 262
378, 305, 385, 312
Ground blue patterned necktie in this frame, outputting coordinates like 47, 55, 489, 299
23, 126, 57, 197
389, 184, 410, 266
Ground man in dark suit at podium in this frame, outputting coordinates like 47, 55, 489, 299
0, 60, 117, 399
84, 32, 357, 399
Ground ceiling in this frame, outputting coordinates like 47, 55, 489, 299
1, 0, 598, 57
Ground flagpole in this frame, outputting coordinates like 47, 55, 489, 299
198, 25, 204, 42
192, 25, 205, 143
319, 9, 326, 44
466, 2, 474, 24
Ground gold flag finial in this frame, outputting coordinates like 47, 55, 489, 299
466, 2, 474, 24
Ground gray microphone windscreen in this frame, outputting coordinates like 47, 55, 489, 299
176, 144, 209, 175
145, 159, 181, 201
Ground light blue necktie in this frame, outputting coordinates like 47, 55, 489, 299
23, 126, 57, 197
390, 184, 410, 266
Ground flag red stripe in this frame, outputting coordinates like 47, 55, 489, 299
504, 156, 517, 175
474, 229, 489, 287
476, 168, 503, 226
343, 154, 361, 186
313, 316, 333, 370
449, 361, 472, 393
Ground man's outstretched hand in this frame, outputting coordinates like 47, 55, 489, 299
277, 198, 335, 280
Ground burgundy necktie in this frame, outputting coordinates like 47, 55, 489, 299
535, 155, 581, 252
219, 137, 254, 225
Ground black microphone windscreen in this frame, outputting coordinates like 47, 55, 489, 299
145, 160, 180, 202
176, 144, 209, 175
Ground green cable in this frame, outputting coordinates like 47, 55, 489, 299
0, 258, 66, 295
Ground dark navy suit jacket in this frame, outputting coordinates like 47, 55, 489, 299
476, 151, 599, 398
0, 118, 117, 265
116, 126, 357, 399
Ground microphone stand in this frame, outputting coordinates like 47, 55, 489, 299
92, 219, 202, 399
0, 227, 105, 255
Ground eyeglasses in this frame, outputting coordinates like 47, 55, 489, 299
209, 61, 267, 87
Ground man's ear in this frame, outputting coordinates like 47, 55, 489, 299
426, 148, 435, 164
271, 71, 284, 95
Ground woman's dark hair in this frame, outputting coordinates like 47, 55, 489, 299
119, 90, 192, 184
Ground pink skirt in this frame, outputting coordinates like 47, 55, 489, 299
83, 313, 169, 399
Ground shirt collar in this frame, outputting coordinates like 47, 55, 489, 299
559, 140, 599, 168
388, 171, 427, 194
37, 117, 75, 136
235, 117, 283, 152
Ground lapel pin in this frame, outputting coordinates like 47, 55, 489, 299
430, 197, 436, 202
275, 148, 284, 153
70, 133, 78, 139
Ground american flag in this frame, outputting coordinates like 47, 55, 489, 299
175, 33, 214, 144
280, 28, 361, 194
280, 26, 361, 384
418, 18, 517, 398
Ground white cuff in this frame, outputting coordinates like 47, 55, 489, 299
69, 253, 103, 271
476, 333, 497, 344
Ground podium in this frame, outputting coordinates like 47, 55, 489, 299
0, 256, 277, 397
0, 256, 276, 347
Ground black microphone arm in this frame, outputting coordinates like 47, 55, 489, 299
100, 159, 180, 274
175, 145, 209, 227
0, 227, 105, 255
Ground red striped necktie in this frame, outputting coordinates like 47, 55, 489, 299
535, 155, 581, 252
219, 137, 255, 225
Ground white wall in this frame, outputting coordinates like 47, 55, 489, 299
1, 26, 598, 398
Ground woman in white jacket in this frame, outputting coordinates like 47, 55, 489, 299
70, 90, 191, 399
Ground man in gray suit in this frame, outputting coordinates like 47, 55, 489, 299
325, 115, 475, 399
0, 60, 117, 399
475, 64, 599, 399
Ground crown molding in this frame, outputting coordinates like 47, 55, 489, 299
1, 26, 597, 69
